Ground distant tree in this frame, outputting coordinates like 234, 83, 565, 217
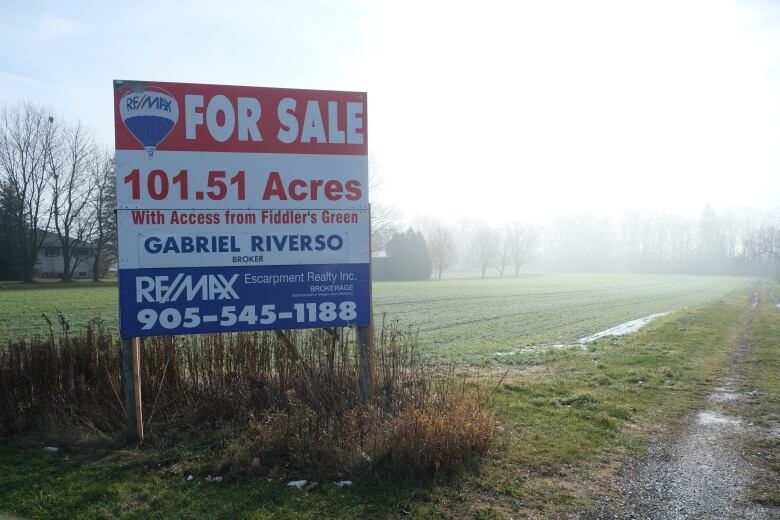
747, 224, 780, 262
367, 164, 400, 254
664, 213, 696, 273
371, 202, 399, 254
0, 103, 54, 282
505, 222, 538, 276
385, 229, 432, 280
409, 230, 433, 279
47, 121, 96, 282
497, 226, 511, 277
697, 203, 725, 274
89, 151, 116, 280
418, 217, 457, 279
471, 225, 497, 278
543, 213, 616, 273
0, 183, 22, 280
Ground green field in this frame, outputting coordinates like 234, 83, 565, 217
374, 274, 749, 361
2, 284, 773, 518
0, 274, 749, 361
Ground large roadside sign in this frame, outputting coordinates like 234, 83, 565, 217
113, 80, 369, 337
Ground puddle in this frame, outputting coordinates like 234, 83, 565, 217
578, 312, 670, 344
696, 411, 742, 426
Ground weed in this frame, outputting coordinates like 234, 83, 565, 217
0, 319, 495, 480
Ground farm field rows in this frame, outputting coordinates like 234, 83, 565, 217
0, 274, 750, 362
374, 273, 750, 361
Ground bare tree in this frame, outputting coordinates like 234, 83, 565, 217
506, 222, 538, 276
418, 217, 457, 279
46, 122, 96, 282
0, 103, 54, 282
370, 202, 400, 254
471, 224, 497, 278
89, 150, 116, 281
368, 161, 399, 254
497, 225, 511, 277
747, 223, 780, 262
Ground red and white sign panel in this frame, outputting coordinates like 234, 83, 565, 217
114, 80, 370, 337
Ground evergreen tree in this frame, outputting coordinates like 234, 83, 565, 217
0, 183, 22, 280
384, 228, 432, 280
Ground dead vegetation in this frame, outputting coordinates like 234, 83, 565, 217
0, 314, 494, 479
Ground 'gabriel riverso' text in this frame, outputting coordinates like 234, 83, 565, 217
143, 234, 344, 255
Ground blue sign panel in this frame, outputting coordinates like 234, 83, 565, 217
119, 263, 370, 337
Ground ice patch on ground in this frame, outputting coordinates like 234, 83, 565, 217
493, 343, 576, 357
577, 312, 670, 344
493, 312, 672, 358
709, 392, 740, 403
697, 411, 742, 426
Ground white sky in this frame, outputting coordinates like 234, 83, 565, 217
2, 0, 779, 224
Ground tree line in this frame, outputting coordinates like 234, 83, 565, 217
378, 206, 779, 280
0, 103, 116, 282
377, 218, 539, 280
536, 205, 780, 276
3, 101, 777, 283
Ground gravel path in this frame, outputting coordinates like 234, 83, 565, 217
575, 291, 779, 520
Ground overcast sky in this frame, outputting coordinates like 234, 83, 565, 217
2, 0, 779, 224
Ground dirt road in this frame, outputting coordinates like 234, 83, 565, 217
576, 291, 780, 520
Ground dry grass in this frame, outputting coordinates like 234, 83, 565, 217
383, 395, 495, 475
0, 314, 494, 479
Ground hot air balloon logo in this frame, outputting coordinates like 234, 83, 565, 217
118, 85, 179, 156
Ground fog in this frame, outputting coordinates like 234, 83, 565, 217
416, 207, 780, 277
372, 0, 780, 223
368, 0, 780, 276
369, 0, 780, 227
2, 0, 779, 277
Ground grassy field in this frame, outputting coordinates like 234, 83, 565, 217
0, 274, 749, 361
0, 284, 765, 518
375, 274, 748, 361
0, 281, 119, 343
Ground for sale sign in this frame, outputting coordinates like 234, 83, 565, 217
113, 80, 369, 337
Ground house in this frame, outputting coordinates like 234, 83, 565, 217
36, 231, 96, 279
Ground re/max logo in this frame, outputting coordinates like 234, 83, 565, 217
125, 95, 173, 112
135, 274, 239, 303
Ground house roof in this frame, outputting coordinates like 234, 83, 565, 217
38, 229, 94, 248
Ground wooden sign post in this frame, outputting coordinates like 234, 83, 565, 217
356, 324, 372, 401
356, 203, 374, 402
122, 336, 143, 442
